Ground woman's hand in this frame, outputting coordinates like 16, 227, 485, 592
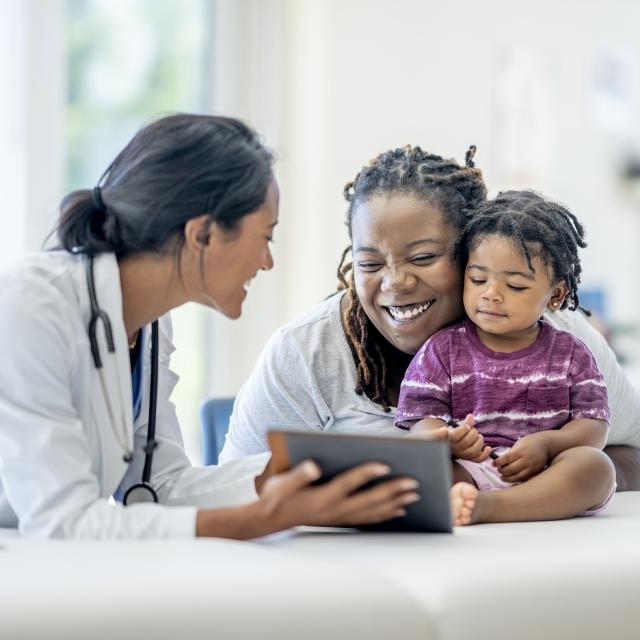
493, 432, 551, 483
196, 461, 420, 539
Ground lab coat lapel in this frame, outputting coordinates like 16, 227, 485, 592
78, 253, 133, 495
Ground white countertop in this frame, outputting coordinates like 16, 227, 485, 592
1, 493, 639, 640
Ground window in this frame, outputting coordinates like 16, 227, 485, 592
65, 0, 215, 461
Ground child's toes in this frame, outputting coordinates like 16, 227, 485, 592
450, 482, 479, 526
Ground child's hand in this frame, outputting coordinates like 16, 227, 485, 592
493, 432, 551, 482
448, 414, 492, 462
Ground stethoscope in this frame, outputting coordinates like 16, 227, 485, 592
86, 255, 159, 505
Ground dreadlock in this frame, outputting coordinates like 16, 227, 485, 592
337, 144, 487, 411
454, 190, 587, 311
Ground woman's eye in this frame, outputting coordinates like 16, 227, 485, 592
357, 262, 383, 271
469, 278, 486, 285
411, 254, 437, 264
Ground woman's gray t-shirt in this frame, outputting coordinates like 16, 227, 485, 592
219, 292, 640, 463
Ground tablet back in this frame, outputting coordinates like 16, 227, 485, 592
269, 431, 453, 533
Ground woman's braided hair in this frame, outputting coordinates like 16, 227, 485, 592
454, 190, 587, 311
338, 144, 487, 410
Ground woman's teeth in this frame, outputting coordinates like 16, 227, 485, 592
388, 301, 432, 321
243, 279, 252, 292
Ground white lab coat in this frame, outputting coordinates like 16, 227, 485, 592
0, 251, 269, 539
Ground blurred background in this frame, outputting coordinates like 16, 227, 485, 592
3, 0, 640, 461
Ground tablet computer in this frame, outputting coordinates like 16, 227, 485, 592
268, 430, 452, 533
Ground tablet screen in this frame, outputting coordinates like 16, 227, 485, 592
268, 430, 452, 533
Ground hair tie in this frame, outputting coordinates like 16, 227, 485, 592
92, 186, 107, 213
465, 145, 477, 168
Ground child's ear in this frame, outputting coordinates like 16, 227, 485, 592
547, 280, 569, 311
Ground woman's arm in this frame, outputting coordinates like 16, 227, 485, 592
219, 326, 333, 463
546, 309, 640, 449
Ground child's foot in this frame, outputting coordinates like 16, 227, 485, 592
450, 482, 479, 526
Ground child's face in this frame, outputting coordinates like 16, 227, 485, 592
463, 234, 567, 340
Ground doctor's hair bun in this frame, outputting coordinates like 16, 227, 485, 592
55, 113, 274, 258
55, 189, 125, 256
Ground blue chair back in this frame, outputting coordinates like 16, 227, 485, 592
199, 397, 235, 466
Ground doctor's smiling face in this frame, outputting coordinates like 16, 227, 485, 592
191, 179, 279, 319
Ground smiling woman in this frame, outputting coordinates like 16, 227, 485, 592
220, 145, 640, 494
350, 194, 463, 357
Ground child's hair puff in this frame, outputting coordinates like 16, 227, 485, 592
455, 190, 587, 311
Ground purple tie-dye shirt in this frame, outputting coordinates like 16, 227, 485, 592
396, 318, 609, 447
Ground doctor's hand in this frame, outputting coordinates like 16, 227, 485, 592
259, 460, 420, 530
196, 461, 420, 539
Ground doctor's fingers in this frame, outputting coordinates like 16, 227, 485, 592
334, 479, 421, 525
261, 460, 322, 499
316, 478, 420, 525
313, 462, 397, 500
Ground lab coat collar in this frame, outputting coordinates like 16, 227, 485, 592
75, 252, 133, 496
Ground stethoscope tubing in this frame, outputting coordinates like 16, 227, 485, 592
86, 254, 159, 504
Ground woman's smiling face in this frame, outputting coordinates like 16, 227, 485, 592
350, 193, 464, 355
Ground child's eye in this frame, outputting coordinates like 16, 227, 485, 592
469, 278, 486, 285
507, 285, 528, 291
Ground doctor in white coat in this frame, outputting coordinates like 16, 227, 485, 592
0, 114, 420, 539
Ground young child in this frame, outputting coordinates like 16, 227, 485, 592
396, 190, 616, 525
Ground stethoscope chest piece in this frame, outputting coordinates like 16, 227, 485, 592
123, 483, 158, 505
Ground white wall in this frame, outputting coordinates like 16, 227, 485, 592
206, 0, 640, 396
0, 0, 65, 265
6, 1, 636, 398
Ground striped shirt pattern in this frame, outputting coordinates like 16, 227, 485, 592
396, 318, 610, 448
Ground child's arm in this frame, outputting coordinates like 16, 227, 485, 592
495, 419, 609, 483
411, 415, 492, 462
544, 418, 609, 458
496, 337, 611, 483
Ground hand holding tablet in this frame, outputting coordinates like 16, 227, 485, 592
268, 430, 453, 533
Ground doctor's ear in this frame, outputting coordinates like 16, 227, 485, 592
184, 215, 214, 251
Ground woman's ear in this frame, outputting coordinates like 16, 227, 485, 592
547, 280, 569, 311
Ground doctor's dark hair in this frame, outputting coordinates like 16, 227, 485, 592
336, 145, 487, 411
56, 113, 274, 258
454, 190, 587, 311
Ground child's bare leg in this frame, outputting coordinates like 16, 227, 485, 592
452, 446, 615, 525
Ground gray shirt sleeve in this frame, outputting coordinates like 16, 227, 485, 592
219, 327, 332, 462
544, 308, 640, 447
219, 293, 398, 463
